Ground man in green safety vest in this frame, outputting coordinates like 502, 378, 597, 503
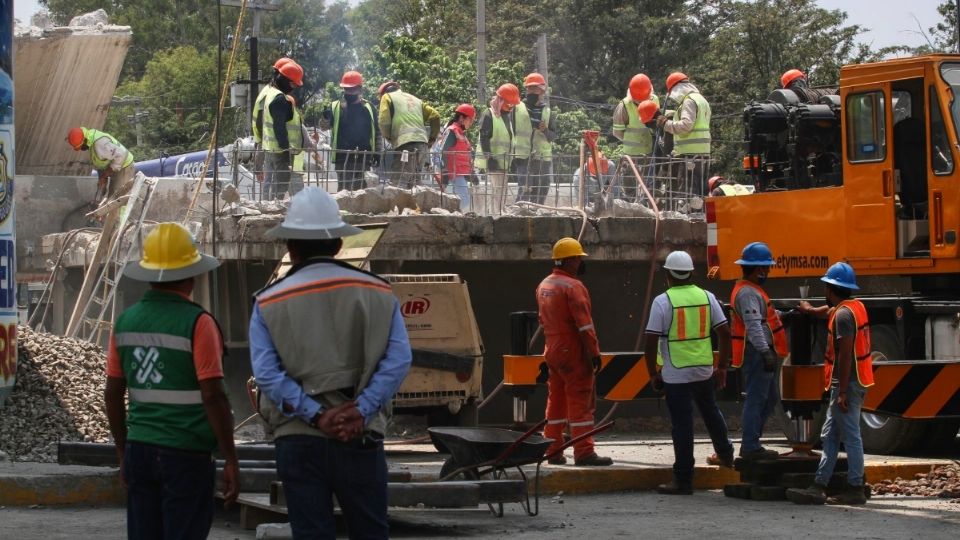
612, 73, 660, 200
66, 126, 135, 203
514, 72, 556, 205
378, 81, 440, 188
644, 250, 734, 495
320, 71, 381, 192
477, 83, 521, 214
657, 72, 712, 199
255, 61, 305, 199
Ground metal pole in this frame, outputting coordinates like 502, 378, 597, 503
536, 34, 548, 89
955, 0, 959, 53
249, 9, 261, 126
476, 0, 487, 104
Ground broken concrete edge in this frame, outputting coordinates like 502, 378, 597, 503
0, 472, 125, 506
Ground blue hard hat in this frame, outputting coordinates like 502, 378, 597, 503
821, 262, 859, 290
734, 241, 775, 266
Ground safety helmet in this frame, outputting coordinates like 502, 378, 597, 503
340, 70, 363, 88
123, 222, 220, 282
708, 176, 725, 191
273, 57, 293, 71
523, 72, 546, 87
663, 250, 694, 279
455, 103, 477, 119
378, 80, 399, 96
629, 74, 652, 101
266, 187, 363, 240
496, 83, 521, 105
735, 241, 775, 266
552, 237, 588, 260
278, 62, 304, 87
637, 100, 659, 124
665, 71, 689, 92
588, 154, 608, 176
781, 69, 805, 88
821, 262, 859, 290
66, 127, 85, 150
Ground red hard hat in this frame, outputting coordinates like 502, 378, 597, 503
708, 175, 725, 191
781, 69, 805, 88
340, 70, 363, 88
278, 62, 304, 87
588, 154, 609, 176
666, 71, 688, 92
455, 103, 477, 119
637, 100, 659, 124
524, 72, 546, 87
66, 127, 84, 150
629, 74, 652, 101
273, 57, 293, 71
496, 83, 521, 105
378, 80, 399, 96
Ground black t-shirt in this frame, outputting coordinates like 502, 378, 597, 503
831, 306, 858, 388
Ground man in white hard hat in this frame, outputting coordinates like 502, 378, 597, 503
643, 250, 734, 494
249, 187, 412, 538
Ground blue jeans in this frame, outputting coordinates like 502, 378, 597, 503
123, 441, 215, 540
450, 175, 471, 211
740, 345, 779, 452
663, 378, 734, 486
815, 384, 867, 487
276, 434, 388, 540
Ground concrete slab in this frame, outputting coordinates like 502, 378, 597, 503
0, 462, 123, 506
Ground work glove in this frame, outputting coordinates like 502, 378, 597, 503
761, 347, 780, 373
592, 356, 602, 374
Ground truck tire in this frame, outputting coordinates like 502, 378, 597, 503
922, 419, 960, 453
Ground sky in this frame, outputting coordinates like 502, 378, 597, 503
11, 0, 949, 51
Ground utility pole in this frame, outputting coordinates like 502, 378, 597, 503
221, 1, 280, 125
476, 0, 487, 104
536, 33, 548, 101
111, 97, 147, 147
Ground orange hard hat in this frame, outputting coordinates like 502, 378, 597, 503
666, 71, 688, 92
378, 80, 399, 96
496, 83, 521, 105
588, 154, 609, 176
781, 69, 805, 88
340, 70, 363, 88
629, 74, 652, 101
278, 62, 304, 87
524, 72, 546, 87
637, 99, 659, 124
708, 175, 725, 191
66, 127, 85, 150
273, 57, 293, 71
455, 103, 477, 119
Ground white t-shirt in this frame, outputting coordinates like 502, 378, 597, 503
646, 286, 727, 384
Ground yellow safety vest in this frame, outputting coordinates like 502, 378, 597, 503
474, 110, 512, 171
718, 183, 750, 196
614, 93, 659, 156
330, 100, 376, 163
673, 92, 711, 155
83, 128, 134, 171
388, 91, 428, 147
664, 285, 714, 368
262, 88, 303, 154
251, 84, 274, 144
513, 103, 552, 160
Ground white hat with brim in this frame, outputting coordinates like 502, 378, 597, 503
123, 253, 221, 282
265, 221, 363, 240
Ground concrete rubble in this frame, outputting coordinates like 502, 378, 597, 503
871, 464, 960, 501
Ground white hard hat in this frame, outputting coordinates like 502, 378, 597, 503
663, 250, 694, 279
266, 187, 363, 240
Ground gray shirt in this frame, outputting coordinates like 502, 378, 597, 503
646, 287, 727, 384
831, 306, 860, 389
733, 285, 773, 351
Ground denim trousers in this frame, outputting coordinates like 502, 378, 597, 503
815, 384, 867, 487
449, 175, 471, 211
663, 378, 734, 486
276, 434, 389, 540
123, 441, 215, 540
740, 345, 779, 452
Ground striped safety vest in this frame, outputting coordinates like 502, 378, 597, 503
730, 280, 788, 368
261, 87, 303, 154
672, 92, 711, 155
82, 128, 134, 171
664, 285, 714, 368
613, 93, 659, 156
512, 102, 553, 160
825, 299, 874, 390
388, 91, 428, 147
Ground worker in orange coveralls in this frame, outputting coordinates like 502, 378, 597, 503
536, 237, 613, 466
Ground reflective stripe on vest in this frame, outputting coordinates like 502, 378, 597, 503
83, 128, 133, 170
475, 111, 512, 170
673, 92, 711, 155
129, 388, 203, 405
389, 91, 428, 146
616, 94, 659, 156
513, 103, 552, 160
331, 100, 376, 163
665, 285, 714, 368
262, 89, 303, 153
729, 280, 788, 368
825, 299, 874, 390
719, 183, 751, 196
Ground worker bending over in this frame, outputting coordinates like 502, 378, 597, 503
66, 126, 135, 203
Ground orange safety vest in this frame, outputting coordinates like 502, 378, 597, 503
824, 299, 874, 391
730, 280, 788, 368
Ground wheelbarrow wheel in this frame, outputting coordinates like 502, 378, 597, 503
439, 456, 467, 480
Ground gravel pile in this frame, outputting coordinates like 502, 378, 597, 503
0, 326, 110, 462
871, 464, 960, 501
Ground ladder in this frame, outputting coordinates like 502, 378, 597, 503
65, 173, 158, 345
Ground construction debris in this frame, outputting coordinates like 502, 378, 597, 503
871, 464, 960, 501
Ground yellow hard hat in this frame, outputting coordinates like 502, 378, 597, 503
552, 237, 588, 260
123, 223, 220, 282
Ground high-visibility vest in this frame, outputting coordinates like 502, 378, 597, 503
825, 299, 874, 391
474, 110, 512, 170
445, 122, 473, 180
512, 103, 552, 160
663, 285, 714, 368
251, 84, 274, 144
672, 92, 711, 155
614, 93, 660, 156
330, 99, 376, 163
262, 88, 303, 154
82, 128, 134, 170
388, 91, 428, 147
730, 280, 788, 368
718, 183, 751, 196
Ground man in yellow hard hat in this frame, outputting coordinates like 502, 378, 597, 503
104, 222, 239, 538
536, 237, 612, 466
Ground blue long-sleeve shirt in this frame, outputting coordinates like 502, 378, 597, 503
249, 300, 412, 424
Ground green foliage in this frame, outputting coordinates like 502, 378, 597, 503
931, 1, 959, 52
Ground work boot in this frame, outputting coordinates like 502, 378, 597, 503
786, 483, 827, 505
656, 480, 693, 495
547, 455, 567, 465
706, 453, 735, 468
826, 484, 868, 505
574, 453, 613, 466
738, 447, 779, 460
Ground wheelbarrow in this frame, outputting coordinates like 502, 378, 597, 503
428, 418, 615, 516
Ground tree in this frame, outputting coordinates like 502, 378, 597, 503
931, 1, 959, 52
348, 0, 475, 65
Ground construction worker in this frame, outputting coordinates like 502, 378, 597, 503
536, 237, 613, 467
321, 71, 380, 192
476, 83, 521, 215
657, 72, 712, 197
573, 152, 620, 201
104, 222, 239, 538
779, 68, 835, 104
257, 61, 305, 199
250, 187, 412, 537
788, 262, 873, 506
252, 57, 295, 184
378, 81, 441, 188
66, 126, 135, 203
612, 74, 660, 199
514, 72, 556, 204
708, 175, 751, 196
728, 242, 788, 461
439, 103, 478, 212
644, 250, 734, 494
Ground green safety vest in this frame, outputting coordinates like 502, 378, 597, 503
251, 84, 275, 144
388, 91, 428, 147
82, 128, 133, 171
331, 99, 376, 163
115, 290, 218, 452
261, 87, 303, 154
474, 110, 512, 170
672, 92, 711, 155
664, 285, 714, 368
513, 103, 552, 160
614, 94, 660, 156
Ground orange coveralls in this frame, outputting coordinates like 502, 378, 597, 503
536, 268, 601, 460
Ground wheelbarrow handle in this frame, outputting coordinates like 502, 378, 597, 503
490, 418, 548, 465
543, 420, 615, 462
